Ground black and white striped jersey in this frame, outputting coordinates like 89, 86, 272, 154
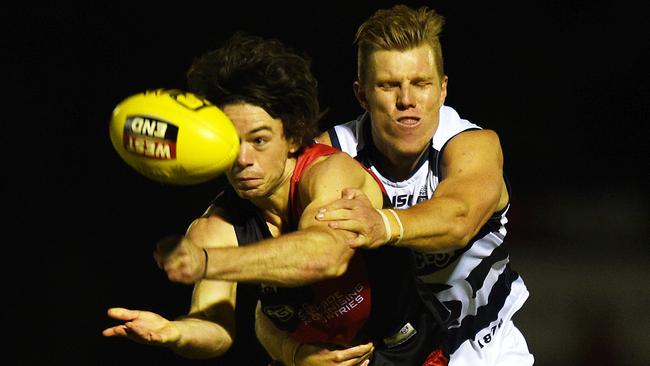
326, 105, 529, 353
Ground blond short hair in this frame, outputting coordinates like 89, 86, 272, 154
355, 4, 446, 85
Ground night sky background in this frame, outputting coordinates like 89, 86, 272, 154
5, 1, 648, 365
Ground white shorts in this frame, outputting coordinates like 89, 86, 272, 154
449, 320, 534, 366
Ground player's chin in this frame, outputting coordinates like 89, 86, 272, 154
392, 134, 429, 155
233, 185, 266, 200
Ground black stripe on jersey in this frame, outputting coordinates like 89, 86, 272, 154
328, 128, 342, 151
466, 244, 508, 298
418, 282, 453, 293
445, 263, 520, 352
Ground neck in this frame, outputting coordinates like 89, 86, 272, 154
372, 142, 428, 181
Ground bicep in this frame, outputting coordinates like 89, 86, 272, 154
298, 153, 383, 230
436, 129, 506, 213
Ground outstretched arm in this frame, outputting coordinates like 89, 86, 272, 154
157, 152, 385, 286
104, 212, 239, 358
315, 130, 509, 252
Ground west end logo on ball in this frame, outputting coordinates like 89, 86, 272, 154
123, 116, 179, 160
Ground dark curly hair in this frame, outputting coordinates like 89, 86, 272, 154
186, 32, 322, 149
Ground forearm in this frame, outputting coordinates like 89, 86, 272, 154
205, 227, 354, 286
387, 195, 487, 253
256, 304, 300, 364
169, 317, 233, 359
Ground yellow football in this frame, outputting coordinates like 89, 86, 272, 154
109, 89, 239, 185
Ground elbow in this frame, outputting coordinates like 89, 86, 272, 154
195, 337, 233, 359
455, 227, 474, 249
171, 325, 233, 359
444, 221, 471, 250
173, 343, 232, 360
448, 215, 488, 249
446, 206, 475, 250
447, 200, 486, 249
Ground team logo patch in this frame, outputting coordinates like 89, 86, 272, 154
263, 304, 295, 322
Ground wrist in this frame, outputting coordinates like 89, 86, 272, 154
280, 336, 301, 366
291, 342, 303, 366
376, 208, 404, 245
386, 208, 404, 245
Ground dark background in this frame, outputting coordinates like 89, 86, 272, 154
4, 1, 648, 365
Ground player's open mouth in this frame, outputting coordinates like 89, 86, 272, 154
396, 116, 420, 127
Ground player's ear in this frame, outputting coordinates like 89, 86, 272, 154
288, 138, 300, 155
439, 75, 448, 105
353, 81, 368, 111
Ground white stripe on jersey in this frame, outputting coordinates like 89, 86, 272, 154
329, 105, 529, 353
418, 232, 508, 325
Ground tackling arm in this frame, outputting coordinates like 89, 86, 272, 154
315, 130, 509, 253
392, 129, 508, 252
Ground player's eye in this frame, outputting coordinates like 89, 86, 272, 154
377, 82, 397, 90
253, 137, 268, 146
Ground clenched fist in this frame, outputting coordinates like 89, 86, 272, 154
154, 234, 207, 284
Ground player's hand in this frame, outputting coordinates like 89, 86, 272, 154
316, 188, 387, 249
102, 307, 181, 346
295, 342, 373, 366
154, 235, 206, 284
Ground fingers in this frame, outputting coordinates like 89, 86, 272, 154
326, 220, 365, 232
341, 187, 366, 200
317, 208, 355, 222
333, 342, 374, 366
162, 260, 195, 284
106, 307, 139, 321
124, 321, 164, 343
102, 324, 128, 337
319, 188, 372, 213
339, 342, 373, 358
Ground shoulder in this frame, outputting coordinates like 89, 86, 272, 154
441, 129, 504, 169
186, 206, 238, 248
303, 150, 364, 182
447, 129, 501, 150
300, 151, 382, 205
433, 106, 482, 150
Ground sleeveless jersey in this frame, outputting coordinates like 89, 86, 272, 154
216, 143, 448, 365
327, 105, 530, 353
